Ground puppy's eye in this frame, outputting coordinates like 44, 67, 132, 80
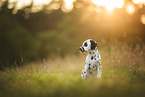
84, 42, 88, 47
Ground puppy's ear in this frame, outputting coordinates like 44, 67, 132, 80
90, 40, 97, 50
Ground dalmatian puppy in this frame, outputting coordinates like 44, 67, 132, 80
79, 39, 101, 79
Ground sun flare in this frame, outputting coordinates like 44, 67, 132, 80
92, 0, 124, 11
126, 4, 135, 15
62, 0, 75, 13
133, 0, 145, 4
141, 14, 145, 25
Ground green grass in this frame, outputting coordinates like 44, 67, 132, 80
0, 42, 145, 97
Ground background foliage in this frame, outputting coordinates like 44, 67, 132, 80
0, 0, 145, 68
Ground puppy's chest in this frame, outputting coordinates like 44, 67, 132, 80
86, 52, 100, 64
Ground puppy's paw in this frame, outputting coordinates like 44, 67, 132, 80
97, 74, 101, 78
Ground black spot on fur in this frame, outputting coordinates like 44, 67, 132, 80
91, 56, 93, 60
89, 64, 91, 66
84, 42, 88, 47
89, 71, 92, 74
90, 40, 97, 50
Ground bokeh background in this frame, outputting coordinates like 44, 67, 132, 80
0, 0, 145, 68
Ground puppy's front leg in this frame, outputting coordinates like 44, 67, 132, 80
97, 63, 101, 78
81, 64, 89, 79
81, 68, 87, 79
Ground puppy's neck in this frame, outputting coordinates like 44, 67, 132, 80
88, 48, 98, 55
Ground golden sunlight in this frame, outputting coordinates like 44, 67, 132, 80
92, 0, 124, 12
5, 0, 145, 14
32, 0, 52, 12
9, 0, 32, 9
126, 4, 135, 15
8, 0, 75, 13
8, 0, 52, 11
62, 0, 75, 13
141, 14, 145, 24
132, 0, 145, 8
133, 0, 145, 4
33, 0, 51, 6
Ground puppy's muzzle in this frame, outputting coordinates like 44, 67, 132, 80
79, 47, 85, 53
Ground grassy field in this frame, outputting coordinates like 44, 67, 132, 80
0, 41, 145, 97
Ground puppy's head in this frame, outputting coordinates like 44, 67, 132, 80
79, 39, 97, 53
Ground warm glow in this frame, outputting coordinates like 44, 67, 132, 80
4, 0, 145, 14
92, 0, 124, 11
33, 0, 51, 6
62, 0, 75, 12
141, 15, 145, 24
47, 3, 60, 10
8, 0, 75, 13
132, 0, 145, 8
133, 0, 145, 4
32, 0, 52, 12
126, 4, 135, 15
9, 0, 32, 9
8, 0, 51, 11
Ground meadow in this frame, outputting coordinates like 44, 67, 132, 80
0, 40, 145, 97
